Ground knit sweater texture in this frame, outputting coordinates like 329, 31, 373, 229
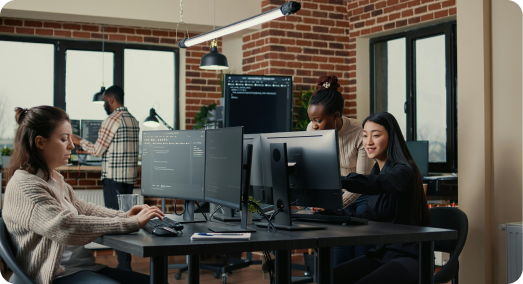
3, 170, 140, 284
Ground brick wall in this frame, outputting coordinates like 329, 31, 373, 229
242, 0, 356, 117
345, 0, 456, 113
0, 17, 222, 130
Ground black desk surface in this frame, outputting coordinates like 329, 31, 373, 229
94, 220, 457, 258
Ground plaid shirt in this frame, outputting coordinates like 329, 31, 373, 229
80, 107, 140, 184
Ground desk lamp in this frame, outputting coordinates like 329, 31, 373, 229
144, 108, 174, 130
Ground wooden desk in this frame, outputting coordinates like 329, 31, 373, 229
94, 221, 456, 284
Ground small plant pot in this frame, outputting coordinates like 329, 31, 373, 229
219, 98, 225, 106
1, 156, 10, 168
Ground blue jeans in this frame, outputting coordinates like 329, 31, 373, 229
52, 267, 149, 284
334, 194, 374, 267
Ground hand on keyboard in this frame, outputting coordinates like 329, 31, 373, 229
134, 206, 165, 228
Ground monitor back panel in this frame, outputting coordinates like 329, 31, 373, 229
204, 127, 244, 210
141, 130, 206, 201
406, 140, 429, 177
260, 130, 342, 210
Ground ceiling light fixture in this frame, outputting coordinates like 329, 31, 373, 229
177, 1, 301, 49
199, 0, 228, 70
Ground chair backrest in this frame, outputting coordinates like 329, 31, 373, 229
429, 207, 468, 283
0, 218, 36, 284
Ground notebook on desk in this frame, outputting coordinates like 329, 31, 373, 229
190, 233, 251, 241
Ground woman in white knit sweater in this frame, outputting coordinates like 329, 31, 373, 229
3, 106, 164, 284
306, 75, 375, 266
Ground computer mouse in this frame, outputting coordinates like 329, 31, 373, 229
153, 227, 180, 237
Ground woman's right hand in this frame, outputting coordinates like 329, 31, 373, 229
134, 206, 165, 228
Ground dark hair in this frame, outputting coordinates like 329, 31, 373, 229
104, 85, 124, 105
309, 75, 344, 116
363, 112, 431, 226
7, 106, 70, 182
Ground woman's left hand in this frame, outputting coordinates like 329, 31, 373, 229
126, 204, 150, 218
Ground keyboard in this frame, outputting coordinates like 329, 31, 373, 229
291, 210, 368, 225
142, 217, 184, 236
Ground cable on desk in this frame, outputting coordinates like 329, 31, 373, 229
290, 188, 304, 205
249, 201, 276, 232
209, 204, 222, 221
262, 251, 275, 283
194, 201, 208, 221
172, 199, 186, 216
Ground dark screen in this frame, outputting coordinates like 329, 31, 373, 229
224, 75, 292, 134
204, 127, 243, 209
81, 120, 102, 143
141, 130, 206, 201
406, 141, 429, 177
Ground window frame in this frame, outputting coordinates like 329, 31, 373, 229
0, 35, 181, 129
369, 21, 457, 173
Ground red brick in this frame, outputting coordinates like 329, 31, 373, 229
16, 28, 34, 35
389, 12, 401, 21
63, 24, 81, 30
421, 13, 434, 21
408, 16, 421, 24
442, 0, 455, 8
376, 1, 387, 9
421, 0, 433, 3
355, 21, 365, 28
449, 7, 456, 15
160, 38, 177, 44
361, 13, 371, 20
127, 36, 142, 42
434, 9, 449, 18
353, 7, 364, 15
364, 4, 375, 12
408, 0, 421, 8
79, 180, 96, 186
119, 28, 135, 34
144, 37, 159, 43
296, 25, 311, 31
105, 27, 118, 33
0, 26, 15, 33
4, 19, 23, 26
384, 22, 395, 30
91, 33, 108, 39
73, 31, 90, 38
402, 9, 414, 17
377, 16, 388, 23
428, 3, 441, 11
303, 18, 319, 25
371, 26, 383, 33
82, 25, 99, 32
415, 6, 427, 14
136, 29, 151, 35
109, 34, 126, 41
152, 30, 169, 37
366, 19, 376, 26
396, 19, 408, 27
387, 0, 399, 5
25, 21, 42, 27
43, 22, 61, 29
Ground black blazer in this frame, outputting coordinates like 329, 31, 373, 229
341, 159, 423, 258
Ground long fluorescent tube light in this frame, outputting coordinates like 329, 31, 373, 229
178, 1, 301, 48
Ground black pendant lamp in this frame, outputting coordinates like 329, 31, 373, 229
199, 0, 228, 70
200, 39, 228, 70
93, 26, 106, 104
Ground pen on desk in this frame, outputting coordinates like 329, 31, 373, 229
198, 233, 244, 236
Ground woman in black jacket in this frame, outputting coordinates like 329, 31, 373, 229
331, 112, 430, 284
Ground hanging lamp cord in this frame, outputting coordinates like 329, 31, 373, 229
102, 25, 105, 87
175, 0, 189, 41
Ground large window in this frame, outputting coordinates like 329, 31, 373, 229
370, 22, 457, 173
0, 41, 55, 149
0, 35, 180, 152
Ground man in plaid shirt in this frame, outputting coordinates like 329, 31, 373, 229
72, 85, 140, 271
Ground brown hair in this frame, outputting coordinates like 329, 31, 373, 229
7, 106, 70, 182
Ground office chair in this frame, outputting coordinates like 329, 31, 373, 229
0, 218, 35, 284
429, 207, 468, 284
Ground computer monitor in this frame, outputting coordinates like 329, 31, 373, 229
80, 120, 103, 163
70, 120, 81, 155
141, 130, 207, 222
224, 75, 293, 134
204, 127, 244, 210
406, 140, 429, 177
260, 130, 342, 210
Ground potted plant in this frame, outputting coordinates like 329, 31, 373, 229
293, 89, 314, 131
193, 103, 217, 129
240, 196, 261, 224
1, 146, 13, 168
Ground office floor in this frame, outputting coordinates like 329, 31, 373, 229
0, 252, 310, 284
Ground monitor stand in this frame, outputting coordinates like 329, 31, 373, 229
213, 207, 262, 222
255, 143, 325, 231
207, 144, 257, 233
162, 199, 207, 224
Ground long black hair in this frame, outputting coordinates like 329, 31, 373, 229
363, 112, 431, 226
7, 106, 70, 182
309, 75, 344, 116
